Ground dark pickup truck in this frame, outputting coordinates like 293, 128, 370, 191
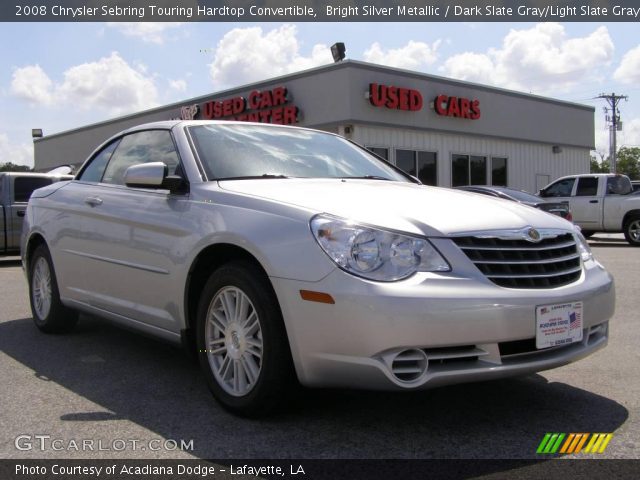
1, 172, 72, 256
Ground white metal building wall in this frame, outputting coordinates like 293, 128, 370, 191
350, 124, 590, 193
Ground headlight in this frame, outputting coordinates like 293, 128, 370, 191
574, 230, 593, 262
310, 214, 450, 281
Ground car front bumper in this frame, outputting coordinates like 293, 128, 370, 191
270, 256, 615, 390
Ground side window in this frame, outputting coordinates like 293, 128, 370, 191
575, 177, 599, 196
543, 178, 575, 197
78, 139, 120, 183
102, 130, 180, 186
606, 176, 632, 195
13, 177, 53, 203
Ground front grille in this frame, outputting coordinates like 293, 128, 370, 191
453, 233, 581, 288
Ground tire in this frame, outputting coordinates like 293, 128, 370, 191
623, 215, 640, 246
581, 231, 595, 239
28, 245, 78, 333
196, 260, 295, 416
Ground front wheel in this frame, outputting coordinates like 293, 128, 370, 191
29, 245, 78, 333
196, 261, 295, 416
624, 215, 640, 246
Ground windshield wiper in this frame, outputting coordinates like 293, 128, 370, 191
342, 175, 392, 181
217, 174, 291, 180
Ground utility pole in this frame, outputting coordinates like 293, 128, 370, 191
597, 93, 628, 173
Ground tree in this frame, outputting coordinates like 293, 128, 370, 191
0, 162, 32, 172
590, 155, 609, 173
590, 157, 603, 173
616, 147, 640, 180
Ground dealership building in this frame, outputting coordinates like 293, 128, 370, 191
34, 60, 595, 193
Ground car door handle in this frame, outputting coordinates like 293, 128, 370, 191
17, 210, 26, 217
84, 196, 103, 207
589, 200, 599, 204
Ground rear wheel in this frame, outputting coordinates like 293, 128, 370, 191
623, 215, 640, 246
29, 245, 78, 333
196, 261, 294, 416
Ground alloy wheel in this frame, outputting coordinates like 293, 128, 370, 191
205, 286, 263, 397
32, 257, 52, 320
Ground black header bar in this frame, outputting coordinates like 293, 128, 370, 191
4, 0, 640, 22
2, 459, 640, 480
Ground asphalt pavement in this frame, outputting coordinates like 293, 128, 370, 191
0, 234, 637, 464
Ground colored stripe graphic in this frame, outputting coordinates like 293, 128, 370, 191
538, 433, 613, 454
537, 433, 565, 454
559, 433, 576, 453
536, 433, 552, 454
574, 433, 589, 453
584, 433, 613, 453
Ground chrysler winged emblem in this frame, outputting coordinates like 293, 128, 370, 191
525, 227, 542, 242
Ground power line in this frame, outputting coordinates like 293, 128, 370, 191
597, 92, 628, 173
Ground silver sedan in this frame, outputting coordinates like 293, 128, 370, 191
22, 121, 615, 416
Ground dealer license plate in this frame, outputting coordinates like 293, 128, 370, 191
535, 301, 583, 349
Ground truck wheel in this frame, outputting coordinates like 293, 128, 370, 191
196, 261, 294, 416
624, 215, 640, 246
29, 245, 78, 333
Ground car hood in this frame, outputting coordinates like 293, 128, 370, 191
217, 179, 573, 237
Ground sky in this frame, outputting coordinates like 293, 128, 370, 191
1, 21, 640, 167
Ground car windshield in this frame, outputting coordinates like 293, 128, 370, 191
187, 124, 411, 182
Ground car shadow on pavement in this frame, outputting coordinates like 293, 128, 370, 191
0, 315, 628, 462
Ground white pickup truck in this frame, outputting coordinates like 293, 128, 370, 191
538, 173, 640, 246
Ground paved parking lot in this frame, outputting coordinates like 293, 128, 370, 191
0, 234, 638, 463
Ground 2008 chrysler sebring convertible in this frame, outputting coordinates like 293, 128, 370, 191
22, 121, 615, 415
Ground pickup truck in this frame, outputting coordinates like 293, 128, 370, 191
538, 173, 640, 246
1, 172, 72, 256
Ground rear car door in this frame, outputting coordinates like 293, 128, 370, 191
569, 177, 603, 230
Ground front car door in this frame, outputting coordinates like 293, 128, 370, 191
49, 129, 191, 335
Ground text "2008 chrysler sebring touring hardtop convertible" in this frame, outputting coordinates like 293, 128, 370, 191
22, 121, 614, 415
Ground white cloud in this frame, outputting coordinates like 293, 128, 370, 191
11, 65, 54, 105
441, 24, 614, 93
169, 79, 187, 91
10, 53, 158, 115
613, 45, 640, 84
106, 22, 184, 44
438, 52, 496, 86
209, 25, 332, 87
620, 117, 640, 147
57, 52, 158, 113
363, 40, 440, 70
0, 133, 34, 167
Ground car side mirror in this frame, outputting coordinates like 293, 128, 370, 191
124, 162, 187, 193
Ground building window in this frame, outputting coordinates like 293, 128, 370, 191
395, 149, 437, 185
470, 155, 487, 184
491, 157, 507, 186
451, 154, 468, 186
365, 146, 389, 161
451, 154, 487, 186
